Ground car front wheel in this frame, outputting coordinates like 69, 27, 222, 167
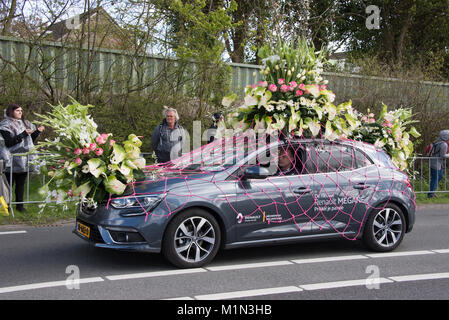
363, 203, 406, 252
162, 209, 221, 268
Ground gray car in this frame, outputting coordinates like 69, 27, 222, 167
74, 137, 416, 268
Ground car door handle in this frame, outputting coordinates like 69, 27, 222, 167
293, 187, 311, 194
353, 183, 371, 190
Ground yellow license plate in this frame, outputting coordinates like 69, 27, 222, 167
77, 222, 90, 239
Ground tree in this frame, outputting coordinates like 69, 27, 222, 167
332, 0, 449, 79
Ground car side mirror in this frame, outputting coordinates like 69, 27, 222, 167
243, 166, 270, 179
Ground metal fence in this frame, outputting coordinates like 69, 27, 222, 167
0, 153, 447, 219
1, 35, 449, 105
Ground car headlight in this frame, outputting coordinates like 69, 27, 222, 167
110, 194, 164, 212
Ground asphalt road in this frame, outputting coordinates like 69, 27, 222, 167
1, 203, 449, 306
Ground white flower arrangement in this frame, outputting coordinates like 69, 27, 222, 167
34, 100, 147, 209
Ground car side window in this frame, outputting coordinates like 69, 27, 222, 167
353, 148, 373, 169
304, 143, 356, 173
230, 143, 306, 179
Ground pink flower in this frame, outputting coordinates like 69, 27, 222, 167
268, 84, 278, 92
295, 90, 303, 96
110, 139, 116, 145
96, 134, 109, 145
369, 118, 376, 123
277, 78, 285, 85
251, 83, 257, 89
75, 158, 82, 165
258, 81, 268, 87
361, 116, 368, 123
289, 81, 298, 89
95, 148, 104, 156
280, 84, 289, 92
89, 143, 97, 151
74, 148, 82, 156
82, 147, 90, 155
383, 120, 393, 128
320, 84, 327, 90
299, 83, 306, 90
96, 136, 105, 145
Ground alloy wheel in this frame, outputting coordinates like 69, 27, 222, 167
174, 216, 216, 263
372, 207, 403, 248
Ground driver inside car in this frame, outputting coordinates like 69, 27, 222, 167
276, 147, 297, 176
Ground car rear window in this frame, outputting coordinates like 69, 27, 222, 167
372, 149, 395, 168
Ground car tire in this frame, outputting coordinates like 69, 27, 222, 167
363, 203, 406, 252
162, 209, 221, 268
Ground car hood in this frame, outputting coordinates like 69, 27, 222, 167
122, 169, 218, 196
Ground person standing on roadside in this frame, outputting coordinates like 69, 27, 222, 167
208, 112, 224, 143
151, 107, 185, 164
0, 104, 45, 212
428, 130, 449, 198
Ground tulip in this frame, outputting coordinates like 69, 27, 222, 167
280, 84, 289, 92
96, 134, 108, 145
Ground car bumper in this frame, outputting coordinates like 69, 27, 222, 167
73, 204, 170, 253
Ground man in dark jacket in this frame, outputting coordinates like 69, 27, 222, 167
428, 129, 449, 198
151, 107, 185, 164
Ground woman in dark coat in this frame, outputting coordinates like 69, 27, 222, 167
0, 104, 45, 212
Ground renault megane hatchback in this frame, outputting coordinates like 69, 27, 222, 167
74, 134, 416, 268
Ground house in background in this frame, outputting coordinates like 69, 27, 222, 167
47, 6, 133, 51
328, 51, 361, 74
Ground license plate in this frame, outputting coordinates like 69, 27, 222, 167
77, 221, 90, 239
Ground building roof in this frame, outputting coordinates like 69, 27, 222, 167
48, 6, 125, 42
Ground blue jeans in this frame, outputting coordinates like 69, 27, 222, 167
428, 168, 444, 198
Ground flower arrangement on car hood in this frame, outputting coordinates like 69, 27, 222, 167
35, 100, 146, 208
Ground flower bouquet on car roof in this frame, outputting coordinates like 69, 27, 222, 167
220, 38, 420, 173
34, 100, 146, 209
221, 38, 360, 141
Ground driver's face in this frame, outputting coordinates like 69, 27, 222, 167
278, 151, 293, 168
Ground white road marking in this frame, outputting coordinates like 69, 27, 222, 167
2, 248, 449, 297
389, 272, 449, 282
105, 268, 207, 281
300, 278, 393, 291
171, 271, 449, 299
0, 231, 27, 236
194, 286, 302, 300
206, 260, 293, 271
365, 250, 435, 258
291, 255, 368, 264
432, 249, 449, 254
0, 277, 104, 294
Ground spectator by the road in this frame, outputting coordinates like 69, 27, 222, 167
151, 107, 185, 164
428, 129, 449, 198
208, 112, 224, 143
0, 104, 45, 212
